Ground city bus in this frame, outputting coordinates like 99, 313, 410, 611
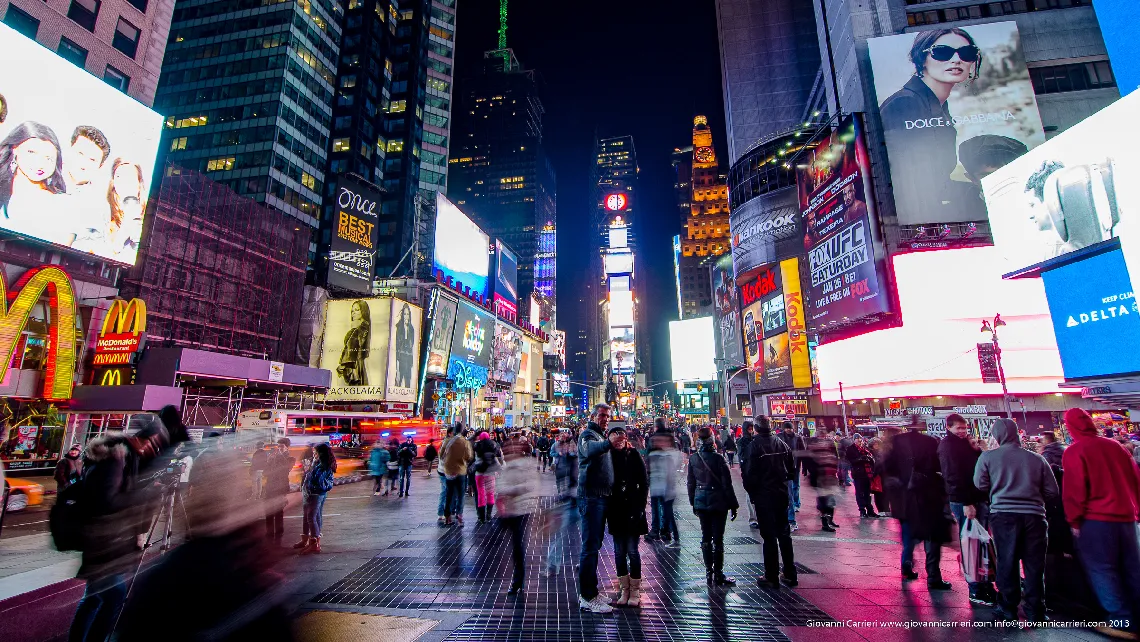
236, 409, 445, 450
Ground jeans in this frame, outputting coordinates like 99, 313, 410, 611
786, 481, 797, 523
651, 497, 678, 541
696, 509, 728, 572
989, 512, 1048, 618
852, 476, 874, 515
545, 497, 579, 571
613, 535, 642, 578
69, 573, 128, 642
444, 477, 465, 520
1075, 519, 1140, 630
950, 502, 992, 593
578, 496, 608, 600
726, 451, 735, 466
375, 474, 386, 493
437, 473, 448, 517
900, 520, 943, 579
387, 468, 398, 491
502, 515, 528, 587
398, 464, 413, 494
302, 492, 327, 538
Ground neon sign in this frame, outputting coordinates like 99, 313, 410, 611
447, 358, 488, 391
462, 318, 485, 353
0, 266, 77, 400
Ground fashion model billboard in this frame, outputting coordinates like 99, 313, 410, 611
868, 22, 1045, 225
433, 193, 490, 298
385, 299, 422, 402
712, 253, 743, 366
728, 186, 801, 277
424, 291, 458, 376
983, 92, 1138, 272
327, 175, 380, 293
493, 240, 519, 317
0, 22, 163, 265
319, 298, 391, 401
797, 115, 891, 331
1040, 249, 1140, 380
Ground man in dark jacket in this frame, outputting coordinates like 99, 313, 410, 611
736, 422, 758, 528
577, 403, 616, 613
1038, 431, 1065, 469
937, 413, 994, 605
742, 416, 797, 588
777, 422, 806, 529
396, 438, 417, 497
975, 418, 1059, 622
884, 416, 951, 590
54, 444, 83, 492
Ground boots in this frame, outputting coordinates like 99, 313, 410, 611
476, 506, 486, 523
626, 578, 641, 607
292, 535, 309, 549
303, 536, 321, 554
821, 515, 836, 532
701, 543, 714, 584
713, 544, 736, 586
614, 575, 630, 606
825, 510, 840, 529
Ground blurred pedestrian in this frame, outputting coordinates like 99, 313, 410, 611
263, 439, 294, 542
578, 403, 616, 613
474, 432, 503, 524
805, 427, 840, 532
975, 418, 1058, 621
938, 413, 994, 605
608, 425, 649, 607
370, 442, 391, 496
498, 432, 538, 596
441, 426, 473, 526
688, 426, 739, 587
885, 416, 951, 589
777, 421, 807, 530
544, 429, 579, 576
846, 434, 878, 518
1062, 409, 1140, 638
736, 421, 758, 529
423, 440, 438, 477
296, 443, 335, 554
648, 419, 683, 547
249, 442, 267, 499
54, 443, 83, 492
742, 416, 796, 588
385, 440, 400, 494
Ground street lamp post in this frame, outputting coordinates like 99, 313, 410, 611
980, 314, 1014, 419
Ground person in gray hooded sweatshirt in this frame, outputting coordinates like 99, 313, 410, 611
974, 418, 1059, 622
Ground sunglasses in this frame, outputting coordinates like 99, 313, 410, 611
925, 44, 981, 63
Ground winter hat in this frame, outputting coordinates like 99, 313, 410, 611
607, 425, 627, 437
478, 431, 491, 441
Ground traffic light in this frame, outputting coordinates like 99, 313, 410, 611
696, 384, 703, 392
535, 382, 540, 392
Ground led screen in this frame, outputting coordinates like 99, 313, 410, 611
327, 175, 380, 293
1040, 248, 1140, 379
610, 326, 635, 375
868, 21, 1045, 225
669, 317, 717, 382
490, 322, 523, 384
434, 193, 490, 298
493, 240, 518, 317
1093, 3, 1139, 95
605, 251, 634, 275
0, 22, 163, 265
609, 290, 634, 327
712, 253, 743, 365
815, 247, 1063, 400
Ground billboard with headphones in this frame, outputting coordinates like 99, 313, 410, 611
982, 91, 1139, 273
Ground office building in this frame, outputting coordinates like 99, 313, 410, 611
678, 115, 729, 319
153, 0, 342, 229
670, 144, 692, 226
1, 0, 173, 106
448, 48, 557, 304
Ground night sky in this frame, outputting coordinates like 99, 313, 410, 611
453, 0, 729, 385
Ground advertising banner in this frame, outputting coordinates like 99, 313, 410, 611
712, 253, 744, 366
385, 299, 422, 402
319, 298, 392, 401
425, 291, 458, 376
434, 193, 490, 298
1094, 3, 1139, 95
491, 322, 523, 384
493, 240, 519, 318
1040, 248, 1140, 379
449, 301, 493, 371
552, 372, 570, 396
327, 176, 380, 293
0, 22, 163, 265
609, 326, 636, 375
780, 258, 812, 390
514, 336, 532, 393
529, 339, 543, 394
739, 259, 812, 391
798, 115, 891, 331
983, 92, 1138, 273
768, 394, 809, 417
739, 264, 780, 387
868, 21, 1045, 225
728, 186, 801, 277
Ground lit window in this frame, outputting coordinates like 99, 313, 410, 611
206, 157, 235, 171
301, 172, 316, 190
386, 139, 404, 153
332, 138, 351, 153
389, 99, 406, 113
170, 137, 187, 151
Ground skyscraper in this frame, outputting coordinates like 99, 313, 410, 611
448, 47, 556, 305
154, 0, 342, 228
678, 115, 729, 319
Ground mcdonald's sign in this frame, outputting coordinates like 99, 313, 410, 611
0, 266, 78, 400
96, 367, 134, 386
95, 298, 147, 362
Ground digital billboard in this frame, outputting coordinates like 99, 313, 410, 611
738, 258, 811, 391
814, 247, 1064, 401
983, 91, 1139, 273
1040, 249, 1140, 380
797, 115, 891, 331
610, 326, 636, 375
605, 251, 635, 276
0, 22, 163, 265
434, 193, 490, 298
738, 263, 780, 387
868, 21, 1045, 225
669, 317, 717, 382
327, 175, 380, 293
552, 372, 570, 396
493, 240, 519, 318
447, 301, 493, 390
729, 186, 801, 277
425, 291, 458, 376
491, 322, 523, 384
385, 299, 423, 402
712, 253, 743, 366
1093, 4, 1138, 95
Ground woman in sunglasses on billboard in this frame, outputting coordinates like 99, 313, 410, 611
879, 28, 985, 222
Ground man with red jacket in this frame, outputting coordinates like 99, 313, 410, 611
1062, 408, 1140, 640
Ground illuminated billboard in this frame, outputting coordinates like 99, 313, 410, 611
493, 240, 519, 318
738, 258, 811, 391
983, 91, 1138, 273
491, 322, 523, 384
797, 115, 891, 331
814, 247, 1063, 400
712, 253, 743, 366
552, 372, 570, 395
327, 176, 380, 293
446, 301, 493, 390
385, 299, 423, 403
605, 193, 629, 211
1094, 4, 1138, 95
669, 317, 717, 382
729, 186, 802, 276
0, 22, 163, 265
319, 298, 421, 401
610, 326, 636, 375
868, 22, 1045, 225
425, 291, 458, 376
605, 251, 634, 276
609, 289, 635, 327
433, 193, 490, 298
1040, 248, 1140, 380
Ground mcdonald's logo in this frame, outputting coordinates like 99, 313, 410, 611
0, 266, 77, 400
100, 369, 123, 386
96, 298, 147, 355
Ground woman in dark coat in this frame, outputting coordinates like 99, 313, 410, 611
688, 426, 739, 587
883, 418, 952, 589
846, 436, 879, 518
607, 426, 649, 607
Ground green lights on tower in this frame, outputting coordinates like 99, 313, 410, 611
498, 0, 508, 50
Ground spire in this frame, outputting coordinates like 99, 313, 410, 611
498, 0, 508, 50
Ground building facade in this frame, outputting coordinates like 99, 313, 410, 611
1, 0, 174, 106
678, 115, 729, 319
448, 48, 557, 305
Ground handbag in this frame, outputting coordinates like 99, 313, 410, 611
870, 475, 883, 493
959, 518, 997, 583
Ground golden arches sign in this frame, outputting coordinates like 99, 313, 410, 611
0, 266, 77, 400
101, 298, 147, 335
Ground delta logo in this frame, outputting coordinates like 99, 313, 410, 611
462, 319, 485, 353
1065, 300, 1138, 328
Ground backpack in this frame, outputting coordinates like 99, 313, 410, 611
49, 477, 87, 551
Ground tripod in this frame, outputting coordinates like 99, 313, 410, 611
143, 480, 191, 553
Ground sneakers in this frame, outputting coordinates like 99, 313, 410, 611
968, 590, 995, 606
666, 539, 681, 549
579, 595, 614, 613
790, 522, 799, 531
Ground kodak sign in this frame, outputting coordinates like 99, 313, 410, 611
779, 258, 812, 390
0, 266, 77, 400
94, 299, 147, 367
